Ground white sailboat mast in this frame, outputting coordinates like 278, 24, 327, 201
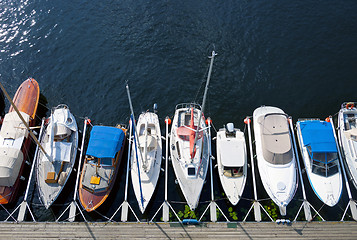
191, 51, 217, 162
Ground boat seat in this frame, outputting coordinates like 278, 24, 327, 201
45, 172, 56, 184
57, 172, 67, 186
54, 124, 71, 141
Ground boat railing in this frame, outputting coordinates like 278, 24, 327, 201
175, 103, 202, 111
341, 102, 357, 109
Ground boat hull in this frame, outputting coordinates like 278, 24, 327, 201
79, 126, 126, 212
216, 128, 247, 205
131, 112, 162, 213
36, 105, 79, 208
253, 106, 298, 211
0, 78, 39, 204
170, 104, 209, 210
296, 120, 343, 207
338, 103, 357, 190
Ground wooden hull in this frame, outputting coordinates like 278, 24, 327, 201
0, 78, 40, 204
79, 128, 126, 212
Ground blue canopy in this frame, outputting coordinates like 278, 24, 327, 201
299, 120, 337, 153
86, 126, 125, 158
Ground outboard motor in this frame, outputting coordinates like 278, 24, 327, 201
153, 103, 158, 113
225, 123, 235, 137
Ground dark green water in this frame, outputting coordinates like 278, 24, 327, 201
1, 0, 357, 222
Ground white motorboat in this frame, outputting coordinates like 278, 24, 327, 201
216, 123, 247, 206
296, 119, 342, 207
338, 102, 357, 189
170, 103, 209, 210
253, 106, 298, 215
36, 104, 78, 208
131, 111, 162, 213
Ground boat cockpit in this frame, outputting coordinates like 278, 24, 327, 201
307, 146, 339, 177
223, 166, 243, 178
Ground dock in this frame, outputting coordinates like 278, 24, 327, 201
1, 222, 357, 239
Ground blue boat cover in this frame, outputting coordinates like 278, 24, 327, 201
299, 120, 337, 153
86, 126, 125, 158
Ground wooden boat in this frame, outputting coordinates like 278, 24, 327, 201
338, 102, 357, 190
35, 104, 78, 208
79, 125, 126, 212
131, 111, 162, 213
296, 119, 342, 206
253, 106, 298, 215
216, 123, 247, 206
0, 78, 40, 204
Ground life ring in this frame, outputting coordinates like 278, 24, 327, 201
346, 102, 355, 110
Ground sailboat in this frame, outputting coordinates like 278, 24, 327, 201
170, 51, 216, 210
35, 104, 78, 208
0, 78, 40, 204
253, 106, 298, 215
296, 119, 342, 206
130, 111, 162, 213
216, 123, 247, 206
79, 125, 126, 212
338, 102, 357, 190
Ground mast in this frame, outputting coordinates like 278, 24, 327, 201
125, 84, 146, 170
191, 51, 217, 161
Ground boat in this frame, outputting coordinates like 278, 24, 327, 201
170, 103, 209, 210
338, 102, 357, 190
296, 119, 343, 206
35, 104, 79, 208
131, 111, 162, 213
0, 78, 40, 204
78, 125, 126, 212
216, 123, 247, 205
253, 106, 298, 215
169, 51, 216, 210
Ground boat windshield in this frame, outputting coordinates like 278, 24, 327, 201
223, 166, 243, 178
87, 156, 98, 165
307, 146, 339, 177
100, 158, 113, 166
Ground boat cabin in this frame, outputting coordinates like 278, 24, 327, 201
306, 146, 339, 177
300, 120, 339, 177
260, 114, 293, 165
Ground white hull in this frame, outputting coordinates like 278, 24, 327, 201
170, 104, 209, 210
216, 127, 247, 205
338, 103, 357, 190
296, 120, 342, 207
131, 112, 162, 213
253, 106, 297, 212
36, 105, 78, 209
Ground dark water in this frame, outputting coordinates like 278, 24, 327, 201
1, 0, 357, 222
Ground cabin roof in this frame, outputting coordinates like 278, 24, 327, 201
86, 126, 125, 158
300, 120, 337, 153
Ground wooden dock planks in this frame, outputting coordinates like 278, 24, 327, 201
0, 222, 357, 239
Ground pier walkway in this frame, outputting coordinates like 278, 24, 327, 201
1, 221, 357, 239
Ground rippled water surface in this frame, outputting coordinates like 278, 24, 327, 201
1, 0, 357, 221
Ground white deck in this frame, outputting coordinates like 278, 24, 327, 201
216, 128, 247, 205
170, 106, 209, 210
253, 106, 298, 212
131, 112, 162, 213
